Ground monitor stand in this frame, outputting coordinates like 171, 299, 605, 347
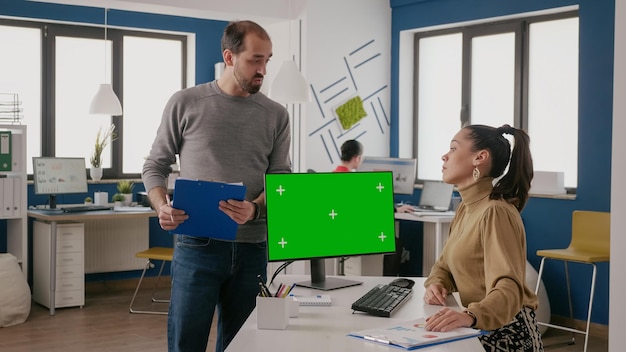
49, 195, 57, 209
295, 258, 362, 291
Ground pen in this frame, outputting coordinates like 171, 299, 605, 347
283, 283, 296, 297
258, 282, 266, 297
166, 194, 174, 222
274, 283, 284, 297
257, 275, 271, 297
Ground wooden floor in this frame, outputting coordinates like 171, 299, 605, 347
0, 281, 608, 352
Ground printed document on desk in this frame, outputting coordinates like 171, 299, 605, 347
171, 178, 247, 240
348, 318, 484, 350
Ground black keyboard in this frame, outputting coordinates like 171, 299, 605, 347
61, 205, 113, 213
351, 284, 413, 317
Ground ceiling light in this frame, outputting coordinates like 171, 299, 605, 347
89, 8, 123, 116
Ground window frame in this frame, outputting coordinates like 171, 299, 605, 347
0, 18, 187, 180
411, 10, 578, 192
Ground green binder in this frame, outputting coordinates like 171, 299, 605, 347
0, 131, 11, 171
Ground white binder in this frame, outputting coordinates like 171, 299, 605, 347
2, 176, 14, 217
12, 177, 21, 217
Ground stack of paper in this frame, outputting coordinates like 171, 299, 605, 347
293, 294, 332, 306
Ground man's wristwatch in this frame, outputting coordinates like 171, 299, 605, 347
251, 201, 260, 220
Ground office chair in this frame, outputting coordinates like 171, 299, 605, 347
534, 210, 610, 352
129, 247, 174, 315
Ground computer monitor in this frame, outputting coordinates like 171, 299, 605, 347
265, 171, 396, 290
357, 156, 417, 195
32, 157, 88, 209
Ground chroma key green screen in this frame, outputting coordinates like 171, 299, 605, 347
265, 171, 396, 262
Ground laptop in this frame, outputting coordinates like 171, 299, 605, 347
412, 181, 454, 212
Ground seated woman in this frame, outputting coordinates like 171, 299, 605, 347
422, 124, 543, 352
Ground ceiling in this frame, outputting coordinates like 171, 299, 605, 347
27, 0, 307, 23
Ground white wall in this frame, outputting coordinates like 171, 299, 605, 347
303, 0, 392, 172
610, 0, 625, 349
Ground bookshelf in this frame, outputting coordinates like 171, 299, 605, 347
0, 121, 28, 279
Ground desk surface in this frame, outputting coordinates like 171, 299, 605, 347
27, 208, 157, 221
227, 275, 482, 352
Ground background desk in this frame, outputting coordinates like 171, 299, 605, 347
395, 212, 454, 276
27, 208, 156, 315
228, 275, 482, 352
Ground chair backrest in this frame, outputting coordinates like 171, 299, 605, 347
570, 210, 610, 254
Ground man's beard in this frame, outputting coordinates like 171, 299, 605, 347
234, 63, 263, 94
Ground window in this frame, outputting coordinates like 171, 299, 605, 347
409, 11, 578, 189
0, 22, 42, 174
0, 19, 187, 178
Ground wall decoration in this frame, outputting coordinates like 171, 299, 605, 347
308, 38, 390, 168
335, 95, 367, 130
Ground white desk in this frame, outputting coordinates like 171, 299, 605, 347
395, 212, 454, 275
228, 275, 483, 352
27, 208, 157, 315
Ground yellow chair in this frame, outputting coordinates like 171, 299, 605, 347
534, 210, 610, 352
129, 247, 174, 315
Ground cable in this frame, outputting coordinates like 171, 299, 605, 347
269, 260, 294, 286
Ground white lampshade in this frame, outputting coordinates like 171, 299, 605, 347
269, 60, 311, 104
89, 83, 123, 116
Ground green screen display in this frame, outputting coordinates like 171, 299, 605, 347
265, 171, 396, 262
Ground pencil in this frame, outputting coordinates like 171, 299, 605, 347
279, 284, 291, 298
284, 283, 296, 297
274, 283, 284, 297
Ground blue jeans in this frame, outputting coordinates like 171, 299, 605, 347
168, 235, 267, 352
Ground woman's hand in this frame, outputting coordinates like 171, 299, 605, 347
424, 284, 448, 306
425, 308, 475, 332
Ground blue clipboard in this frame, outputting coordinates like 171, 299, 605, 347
171, 178, 247, 240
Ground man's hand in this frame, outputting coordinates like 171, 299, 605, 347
219, 199, 256, 224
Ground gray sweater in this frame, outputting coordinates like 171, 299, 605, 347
142, 81, 292, 242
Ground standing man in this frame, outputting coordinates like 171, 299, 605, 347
142, 20, 292, 352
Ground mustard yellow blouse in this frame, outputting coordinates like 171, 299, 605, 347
424, 177, 538, 331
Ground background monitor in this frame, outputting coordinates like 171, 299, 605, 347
357, 156, 417, 195
32, 157, 88, 209
265, 171, 396, 290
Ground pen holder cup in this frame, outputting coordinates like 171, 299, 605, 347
256, 296, 289, 330
288, 296, 299, 318
94, 192, 108, 206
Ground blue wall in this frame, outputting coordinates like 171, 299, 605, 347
390, 0, 613, 325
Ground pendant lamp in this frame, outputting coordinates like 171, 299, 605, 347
268, 0, 310, 105
269, 59, 310, 104
89, 8, 123, 116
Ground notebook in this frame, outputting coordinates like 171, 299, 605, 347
413, 181, 454, 212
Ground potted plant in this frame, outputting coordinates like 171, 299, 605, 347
89, 124, 117, 181
84, 196, 93, 205
112, 193, 125, 207
117, 180, 135, 205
